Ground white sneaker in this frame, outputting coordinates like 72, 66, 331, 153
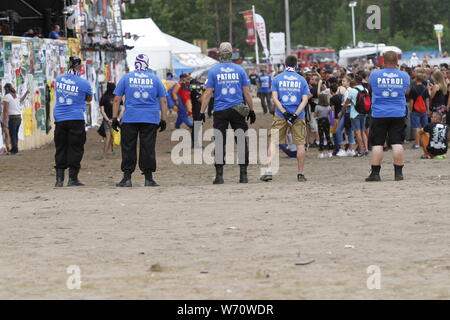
327, 152, 333, 158
336, 149, 347, 157
318, 153, 325, 159
346, 150, 356, 157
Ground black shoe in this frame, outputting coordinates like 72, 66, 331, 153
144, 172, 160, 186
55, 169, 65, 187
297, 174, 307, 182
353, 152, 364, 157
394, 165, 404, 181
365, 173, 381, 182
260, 174, 272, 182
67, 169, 84, 186
145, 179, 160, 186
239, 166, 248, 183
116, 174, 132, 187
67, 179, 85, 186
213, 166, 224, 184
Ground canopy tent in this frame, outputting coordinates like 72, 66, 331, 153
163, 32, 201, 54
172, 52, 217, 77
121, 18, 171, 77
172, 56, 194, 77
122, 18, 218, 78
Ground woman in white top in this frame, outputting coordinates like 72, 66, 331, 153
2, 83, 29, 154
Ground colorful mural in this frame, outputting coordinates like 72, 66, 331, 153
0, 0, 127, 152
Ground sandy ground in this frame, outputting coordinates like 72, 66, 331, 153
1, 99, 450, 300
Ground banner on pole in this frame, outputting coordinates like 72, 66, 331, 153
254, 13, 269, 57
242, 10, 256, 46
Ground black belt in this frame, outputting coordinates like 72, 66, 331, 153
9, 115, 21, 119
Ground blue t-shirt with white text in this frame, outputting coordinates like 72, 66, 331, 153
258, 74, 272, 93
54, 74, 92, 122
205, 62, 251, 111
369, 68, 410, 118
114, 70, 167, 124
272, 71, 310, 119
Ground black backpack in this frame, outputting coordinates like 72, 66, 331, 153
354, 87, 371, 114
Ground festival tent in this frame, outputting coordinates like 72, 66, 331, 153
122, 18, 218, 78
162, 32, 218, 77
121, 18, 171, 76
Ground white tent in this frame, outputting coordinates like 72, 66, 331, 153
163, 33, 201, 54
121, 18, 171, 75
122, 18, 217, 77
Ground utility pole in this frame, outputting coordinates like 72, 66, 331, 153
349, 1, 357, 47
252, 5, 259, 65
285, 0, 291, 55
229, 0, 233, 44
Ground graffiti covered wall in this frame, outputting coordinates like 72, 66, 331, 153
0, 0, 127, 152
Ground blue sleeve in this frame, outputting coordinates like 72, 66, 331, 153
114, 76, 126, 96
156, 79, 167, 98
272, 78, 278, 92
85, 80, 92, 97
241, 69, 251, 87
206, 70, 215, 89
369, 72, 376, 87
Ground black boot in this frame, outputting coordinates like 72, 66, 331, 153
144, 172, 160, 187
67, 168, 84, 186
239, 165, 248, 183
55, 169, 65, 187
394, 164, 404, 181
116, 172, 132, 187
365, 165, 381, 182
213, 165, 224, 184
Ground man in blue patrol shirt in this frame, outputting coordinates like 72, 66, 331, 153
257, 68, 273, 114
260, 55, 311, 182
366, 51, 410, 181
200, 42, 256, 184
112, 54, 168, 187
53, 56, 92, 187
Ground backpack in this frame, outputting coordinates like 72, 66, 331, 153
413, 87, 427, 114
354, 87, 371, 114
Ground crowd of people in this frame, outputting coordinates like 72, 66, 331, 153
247, 55, 450, 163
1, 41, 450, 186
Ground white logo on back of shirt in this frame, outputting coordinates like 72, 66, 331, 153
382, 72, 399, 78
220, 67, 234, 73
283, 75, 298, 81
61, 77, 76, 85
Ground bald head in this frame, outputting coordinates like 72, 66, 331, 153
384, 51, 398, 67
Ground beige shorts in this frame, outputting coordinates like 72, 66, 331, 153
268, 114, 307, 145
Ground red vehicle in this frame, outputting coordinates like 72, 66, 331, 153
294, 46, 338, 69
208, 48, 242, 64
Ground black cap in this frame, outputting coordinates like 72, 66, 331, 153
69, 56, 81, 69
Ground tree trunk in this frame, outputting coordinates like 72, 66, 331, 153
214, 0, 221, 46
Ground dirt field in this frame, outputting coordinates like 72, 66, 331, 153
1, 100, 449, 299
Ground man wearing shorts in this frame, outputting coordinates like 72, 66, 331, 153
366, 51, 410, 181
260, 55, 310, 182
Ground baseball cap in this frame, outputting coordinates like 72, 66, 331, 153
219, 42, 233, 54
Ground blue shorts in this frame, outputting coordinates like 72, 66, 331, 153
351, 114, 367, 131
410, 110, 428, 129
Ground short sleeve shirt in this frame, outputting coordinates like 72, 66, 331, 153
114, 70, 167, 124
272, 71, 311, 119
368, 68, 410, 118
205, 62, 251, 111
54, 74, 92, 122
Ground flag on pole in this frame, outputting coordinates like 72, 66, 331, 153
254, 13, 269, 58
242, 10, 256, 46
